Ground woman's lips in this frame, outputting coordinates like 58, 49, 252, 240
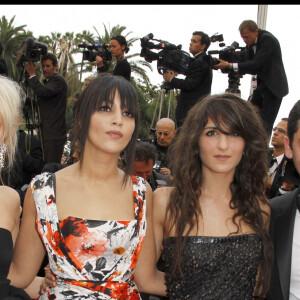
214, 155, 230, 161
107, 131, 123, 138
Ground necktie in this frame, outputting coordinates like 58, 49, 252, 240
296, 191, 300, 213
270, 156, 277, 168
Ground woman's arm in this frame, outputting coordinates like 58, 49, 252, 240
8, 185, 46, 289
152, 187, 171, 260
24, 276, 44, 299
0, 186, 21, 244
134, 182, 167, 296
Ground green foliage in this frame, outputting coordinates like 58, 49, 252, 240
131, 79, 177, 139
0, 15, 176, 140
0, 15, 32, 81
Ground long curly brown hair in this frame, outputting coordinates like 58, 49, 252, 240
165, 93, 273, 297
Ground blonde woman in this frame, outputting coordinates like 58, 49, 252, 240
0, 75, 42, 299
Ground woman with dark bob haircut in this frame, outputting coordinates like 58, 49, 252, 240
8, 73, 166, 299
152, 93, 273, 299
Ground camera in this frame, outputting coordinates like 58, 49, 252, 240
208, 41, 245, 72
153, 160, 162, 172
20, 37, 48, 63
140, 33, 191, 77
207, 34, 246, 94
78, 42, 112, 63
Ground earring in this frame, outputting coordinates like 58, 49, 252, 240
0, 143, 7, 169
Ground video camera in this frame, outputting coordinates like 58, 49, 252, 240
78, 42, 112, 63
140, 33, 191, 76
19, 37, 48, 63
207, 33, 246, 94
207, 33, 245, 73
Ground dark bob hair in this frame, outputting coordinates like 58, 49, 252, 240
71, 73, 139, 180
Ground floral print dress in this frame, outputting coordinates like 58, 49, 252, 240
32, 172, 147, 299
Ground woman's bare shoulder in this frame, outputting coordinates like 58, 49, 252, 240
0, 186, 20, 207
0, 186, 20, 230
153, 186, 174, 205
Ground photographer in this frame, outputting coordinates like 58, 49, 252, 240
25, 53, 68, 164
214, 20, 288, 138
132, 141, 171, 192
96, 35, 131, 81
163, 31, 212, 128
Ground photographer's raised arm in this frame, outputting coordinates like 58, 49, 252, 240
25, 61, 37, 78
25, 60, 66, 99
28, 74, 66, 99
237, 34, 276, 75
96, 55, 109, 72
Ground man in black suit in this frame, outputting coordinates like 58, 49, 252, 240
215, 20, 288, 137
25, 53, 68, 164
266, 118, 300, 199
163, 31, 212, 128
267, 100, 300, 300
132, 141, 171, 192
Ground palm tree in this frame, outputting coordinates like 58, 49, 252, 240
75, 30, 97, 81
0, 15, 29, 81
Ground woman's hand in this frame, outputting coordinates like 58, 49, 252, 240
39, 265, 57, 295
96, 55, 104, 68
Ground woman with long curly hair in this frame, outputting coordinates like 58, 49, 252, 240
153, 93, 273, 299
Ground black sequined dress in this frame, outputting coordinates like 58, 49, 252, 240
160, 234, 262, 300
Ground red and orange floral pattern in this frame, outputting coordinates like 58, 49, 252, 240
32, 173, 147, 299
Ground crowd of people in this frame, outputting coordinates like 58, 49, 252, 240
0, 19, 299, 300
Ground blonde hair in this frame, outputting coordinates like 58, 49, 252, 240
0, 75, 22, 170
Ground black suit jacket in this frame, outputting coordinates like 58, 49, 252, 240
266, 153, 300, 199
28, 73, 68, 142
169, 52, 212, 126
267, 188, 298, 300
237, 29, 288, 98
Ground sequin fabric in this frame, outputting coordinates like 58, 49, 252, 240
160, 234, 262, 300
32, 172, 147, 299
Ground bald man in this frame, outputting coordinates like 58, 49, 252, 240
154, 118, 176, 178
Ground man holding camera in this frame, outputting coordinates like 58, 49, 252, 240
132, 141, 171, 191
25, 53, 68, 164
163, 31, 212, 128
215, 20, 288, 138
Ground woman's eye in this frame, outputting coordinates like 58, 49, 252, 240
123, 111, 133, 118
98, 106, 111, 112
230, 132, 240, 137
206, 130, 217, 136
